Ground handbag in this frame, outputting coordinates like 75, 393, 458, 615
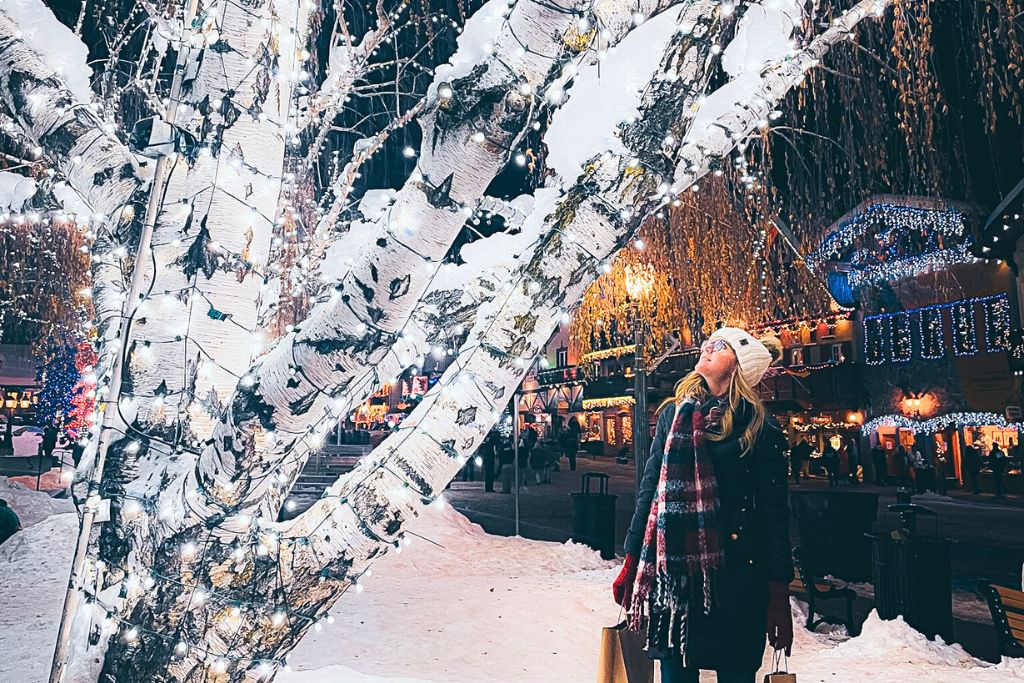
763, 649, 796, 683
596, 620, 654, 683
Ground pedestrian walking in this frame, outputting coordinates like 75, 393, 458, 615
517, 427, 534, 486
791, 438, 811, 484
612, 328, 792, 683
871, 443, 888, 486
41, 425, 59, 461
847, 438, 861, 484
460, 452, 476, 482
561, 416, 581, 471
1008, 439, 1022, 472
963, 441, 981, 494
990, 443, 1007, 497
480, 430, 498, 492
895, 445, 910, 488
910, 445, 927, 494
529, 440, 552, 484
823, 442, 840, 487
497, 434, 515, 494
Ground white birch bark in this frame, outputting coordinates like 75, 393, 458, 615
264, 0, 886, 670
2, 0, 888, 679
171, 0, 692, 530
0, 8, 145, 485
92, 3, 733, 679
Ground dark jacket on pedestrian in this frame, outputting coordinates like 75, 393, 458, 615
963, 445, 980, 471
0, 499, 21, 545
791, 440, 811, 465
623, 400, 793, 672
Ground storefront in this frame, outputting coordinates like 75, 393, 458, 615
862, 413, 1022, 493
787, 412, 862, 476
580, 396, 634, 457
516, 367, 585, 442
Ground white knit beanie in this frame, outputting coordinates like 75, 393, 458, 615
709, 327, 774, 388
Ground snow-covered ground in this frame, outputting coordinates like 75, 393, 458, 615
0, 477, 1021, 682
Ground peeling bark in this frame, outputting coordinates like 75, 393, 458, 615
0, 0, 889, 679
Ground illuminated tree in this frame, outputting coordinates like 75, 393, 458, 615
0, 0, 901, 680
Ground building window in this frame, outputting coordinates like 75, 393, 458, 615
556, 346, 568, 367
831, 343, 845, 363
791, 347, 804, 367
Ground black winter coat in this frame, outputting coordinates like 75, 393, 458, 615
624, 398, 793, 672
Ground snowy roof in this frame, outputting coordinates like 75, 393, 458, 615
0, 345, 38, 388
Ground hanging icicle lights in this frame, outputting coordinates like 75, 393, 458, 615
861, 412, 1021, 436
863, 293, 1010, 365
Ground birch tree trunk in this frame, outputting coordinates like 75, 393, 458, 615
0, 8, 143, 431
0, 0, 888, 680
91, 3, 737, 679
171, 0, 691, 528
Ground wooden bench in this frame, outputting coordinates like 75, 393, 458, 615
980, 581, 1024, 660
791, 546, 859, 636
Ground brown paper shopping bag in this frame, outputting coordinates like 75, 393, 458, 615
596, 621, 654, 683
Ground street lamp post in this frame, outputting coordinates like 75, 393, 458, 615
624, 265, 654, 496
632, 326, 648, 496
1, 394, 15, 456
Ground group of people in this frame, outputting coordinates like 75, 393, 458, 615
789, 434, 1016, 496
788, 437, 862, 486
462, 417, 584, 492
962, 439, 1015, 497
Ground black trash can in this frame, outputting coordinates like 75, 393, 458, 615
571, 472, 617, 560
791, 490, 879, 581
867, 504, 953, 642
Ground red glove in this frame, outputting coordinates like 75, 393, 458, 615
767, 580, 794, 655
612, 554, 638, 607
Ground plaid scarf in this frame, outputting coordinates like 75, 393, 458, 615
628, 398, 725, 657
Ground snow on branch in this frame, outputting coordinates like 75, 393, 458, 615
0, 7, 145, 438
280, 0, 729, 594
287, 0, 890, 613
169, 0, 695, 528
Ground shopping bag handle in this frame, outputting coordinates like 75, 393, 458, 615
771, 648, 789, 673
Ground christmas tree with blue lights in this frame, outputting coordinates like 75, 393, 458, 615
35, 335, 80, 432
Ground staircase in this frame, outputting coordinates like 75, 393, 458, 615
282, 444, 371, 519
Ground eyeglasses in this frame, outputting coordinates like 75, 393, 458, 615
700, 338, 731, 355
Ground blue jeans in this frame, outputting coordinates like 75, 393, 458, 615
660, 665, 756, 683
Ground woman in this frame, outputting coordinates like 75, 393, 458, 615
611, 327, 793, 683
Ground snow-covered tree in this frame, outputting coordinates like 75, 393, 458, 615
0, 0, 892, 680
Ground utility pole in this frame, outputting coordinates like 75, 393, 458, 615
633, 326, 648, 496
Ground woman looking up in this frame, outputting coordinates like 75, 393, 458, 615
612, 327, 792, 683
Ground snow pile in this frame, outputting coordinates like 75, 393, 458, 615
0, 476, 74, 528
2, 0, 93, 101
0, 171, 37, 212
291, 504, 1024, 683
12, 428, 42, 456
1, 500, 1022, 682
798, 611, 1024, 681
0, 513, 76, 683
289, 503, 619, 682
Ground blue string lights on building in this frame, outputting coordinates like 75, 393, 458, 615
863, 294, 1010, 365
808, 201, 980, 301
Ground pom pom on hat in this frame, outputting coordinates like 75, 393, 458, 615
709, 327, 780, 387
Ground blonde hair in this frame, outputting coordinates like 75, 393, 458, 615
657, 362, 769, 455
